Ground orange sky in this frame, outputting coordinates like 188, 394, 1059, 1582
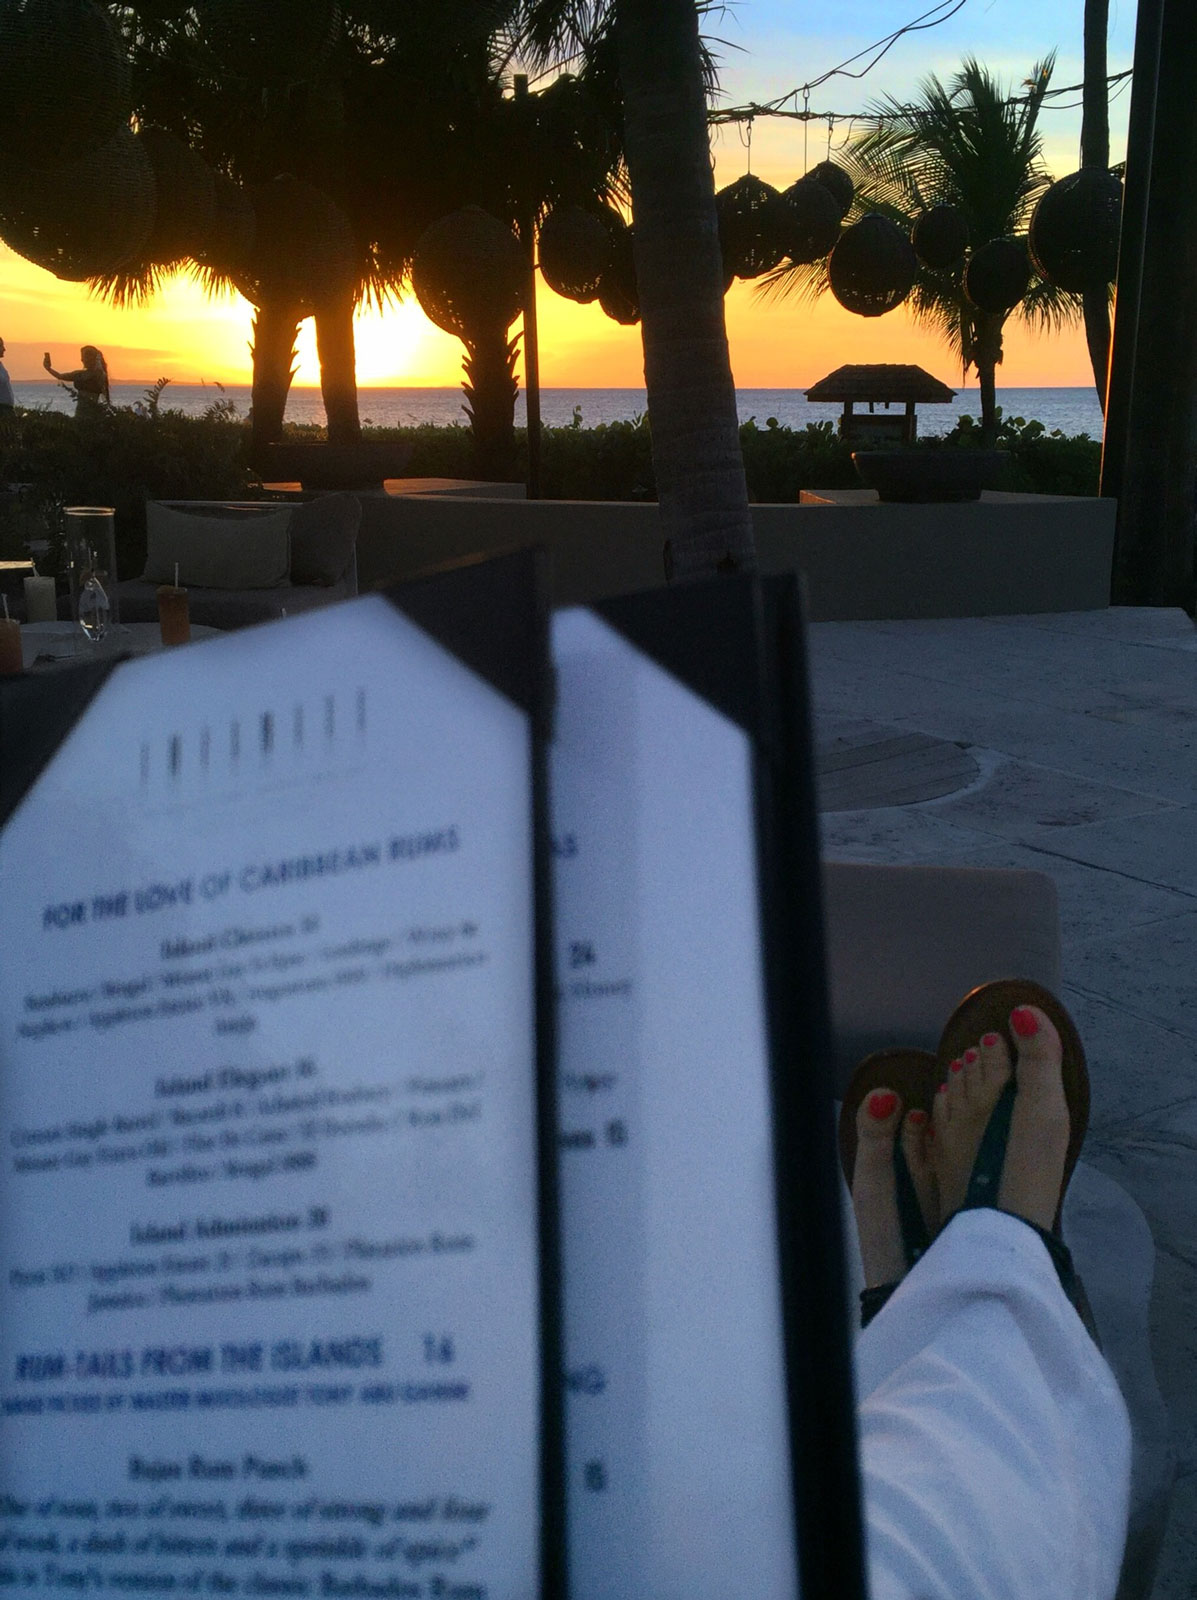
0, 119, 1107, 395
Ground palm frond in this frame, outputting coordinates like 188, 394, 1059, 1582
87, 261, 179, 307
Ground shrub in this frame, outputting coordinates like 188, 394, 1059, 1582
931, 410, 1102, 496
0, 391, 253, 577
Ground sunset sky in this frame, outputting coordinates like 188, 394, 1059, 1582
0, 0, 1139, 394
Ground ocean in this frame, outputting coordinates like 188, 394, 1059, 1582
8, 382, 1107, 439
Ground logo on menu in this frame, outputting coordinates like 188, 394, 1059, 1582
140, 688, 367, 790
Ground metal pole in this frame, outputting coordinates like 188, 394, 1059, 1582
1107, 0, 1197, 609
513, 75, 542, 501
1100, 0, 1163, 512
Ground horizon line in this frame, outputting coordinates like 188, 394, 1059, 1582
9, 378, 1099, 391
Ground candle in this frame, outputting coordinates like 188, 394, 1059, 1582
23, 573, 57, 623
0, 596, 21, 675
157, 584, 190, 646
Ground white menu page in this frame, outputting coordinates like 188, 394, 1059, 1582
551, 608, 798, 1599
0, 596, 543, 1600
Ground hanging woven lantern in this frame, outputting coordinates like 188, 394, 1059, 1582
538, 205, 613, 303
1029, 169, 1122, 293
411, 207, 524, 341
597, 220, 638, 325
716, 174, 788, 279
234, 176, 357, 313
778, 176, 841, 264
195, 174, 256, 276
196, 0, 341, 85
0, 0, 129, 165
808, 160, 854, 221
136, 129, 218, 264
964, 236, 1030, 314
912, 205, 969, 271
0, 126, 154, 280
828, 213, 917, 317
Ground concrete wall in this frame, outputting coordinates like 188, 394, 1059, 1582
356, 492, 1116, 620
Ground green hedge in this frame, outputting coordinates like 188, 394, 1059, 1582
0, 398, 1102, 581
0, 395, 254, 577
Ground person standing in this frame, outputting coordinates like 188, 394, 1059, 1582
43, 345, 110, 411
0, 336, 14, 414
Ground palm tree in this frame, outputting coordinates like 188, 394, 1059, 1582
767, 58, 1078, 445
518, 0, 755, 576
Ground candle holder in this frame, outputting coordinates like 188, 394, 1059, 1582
63, 507, 119, 626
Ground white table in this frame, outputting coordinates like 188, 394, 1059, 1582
20, 621, 221, 670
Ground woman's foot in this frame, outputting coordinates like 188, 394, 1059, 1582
932, 1006, 1071, 1233
932, 1030, 1013, 1219
852, 1089, 937, 1288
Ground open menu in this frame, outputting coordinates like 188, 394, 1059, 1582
0, 564, 865, 1600
0, 560, 559, 1600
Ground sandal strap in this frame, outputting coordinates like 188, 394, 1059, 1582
860, 1282, 897, 1328
963, 1079, 1016, 1209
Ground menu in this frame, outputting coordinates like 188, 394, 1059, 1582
0, 594, 548, 1600
550, 607, 799, 1599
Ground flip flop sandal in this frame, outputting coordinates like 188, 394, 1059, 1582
839, 1048, 940, 1328
936, 978, 1098, 1342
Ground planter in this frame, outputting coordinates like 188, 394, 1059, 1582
852, 449, 1008, 503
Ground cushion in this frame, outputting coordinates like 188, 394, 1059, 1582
287, 492, 362, 586
142, 503, 291, 589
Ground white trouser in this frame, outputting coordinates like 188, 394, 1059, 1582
856, 1208, 1131, 1600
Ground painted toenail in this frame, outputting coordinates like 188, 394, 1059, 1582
982, 1033, 1000, 1048
964, 1047, 979, 1064
949, 1058, 963, 1073
1011, 1006, 1039, 1038
908, 1109, 928, 1125
867, 1090, 898, 1119
936, 1082, 947, 1095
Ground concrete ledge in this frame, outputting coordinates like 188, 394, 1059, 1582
355, 492, 1115, 620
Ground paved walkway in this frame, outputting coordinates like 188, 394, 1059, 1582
808, 606, 1197, 1598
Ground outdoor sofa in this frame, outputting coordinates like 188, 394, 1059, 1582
115, 495, 361, 629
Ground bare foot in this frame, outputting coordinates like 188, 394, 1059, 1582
932, 1030, 1013, 1219
997, 1004, 1071, 1231
852, 1090, 937, 1287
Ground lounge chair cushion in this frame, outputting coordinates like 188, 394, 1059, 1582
288, 492, 362, 586
142, 503, 291, 589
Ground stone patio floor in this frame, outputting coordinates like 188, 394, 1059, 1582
808, 605, 1197, 1598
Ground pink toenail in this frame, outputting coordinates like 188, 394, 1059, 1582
936, 1082, 947, 1095
949, 1058, 963, 1073
867, 1090, 898, 1119
908, 1109, 928, 1125
964, 1048, 979, 1064
982, 1033, 1000, 1048
1011, 1007, 1039, 1038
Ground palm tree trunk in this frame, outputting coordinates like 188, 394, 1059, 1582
978, 364, 998, 444
615, 0, 754, 579
1082, 0, 1112, 409
315, 294, 362, 446
975, 316, 1004, 445
250, 301, 301, 454
462, 326, 519, 481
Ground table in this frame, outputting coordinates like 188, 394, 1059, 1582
20, 621, 221, 671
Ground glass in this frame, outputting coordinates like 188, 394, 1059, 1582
157, 584, 190, 646
64, 507, 119, 626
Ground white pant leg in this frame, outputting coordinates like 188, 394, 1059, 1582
856, 1209, 1131, 1600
